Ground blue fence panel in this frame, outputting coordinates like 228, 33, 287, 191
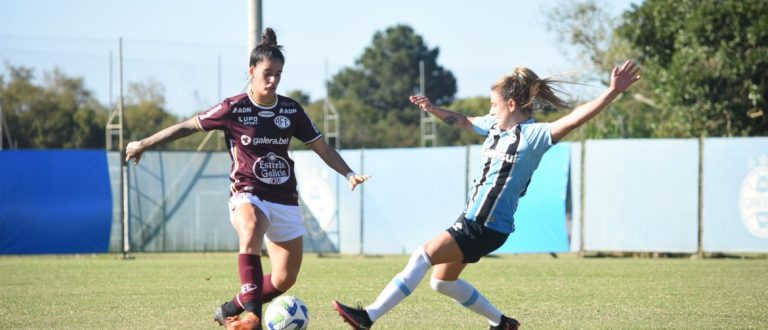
362, 147, 467, 254
702, 137, 768, 253
583, 139, 699, 252
0, 150, 112, 254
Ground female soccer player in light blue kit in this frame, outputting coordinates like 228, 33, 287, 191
333, 60, 640, 329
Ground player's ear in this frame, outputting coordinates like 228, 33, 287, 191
507, 99, 516, 112
248, 66, 256, 80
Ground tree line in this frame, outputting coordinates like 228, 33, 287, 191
1, 0, 764, 150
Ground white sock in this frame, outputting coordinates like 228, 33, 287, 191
430, 278, 503, 326
365, 247, 431, 322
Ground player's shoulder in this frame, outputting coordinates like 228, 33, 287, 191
223, 93, 250, 108
276, 95, 304, 109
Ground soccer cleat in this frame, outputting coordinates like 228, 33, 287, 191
489, 315, 521, 330
227, 312, 261, 330
214, 304, 240, 327
332, 300, 374, 329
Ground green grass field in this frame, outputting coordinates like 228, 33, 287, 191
1, 253, 766, 329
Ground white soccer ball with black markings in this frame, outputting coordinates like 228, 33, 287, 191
264, 295, 309, 330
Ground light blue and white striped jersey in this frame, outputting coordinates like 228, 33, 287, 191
464, 115, 554, 233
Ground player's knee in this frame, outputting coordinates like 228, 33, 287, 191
430, 277, 454, 293
272, 272, 297, 291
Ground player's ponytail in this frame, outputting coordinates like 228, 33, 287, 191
492, 67, 569, 117
249, 27, 285, 67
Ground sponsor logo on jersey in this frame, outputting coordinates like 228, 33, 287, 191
274, 115, 291, 129
258, 110, 275, 118
253, 152, 291, 185
238, 116, 259, 126
240, 135, 252, 145
233, 106, 252, 114
740, 155, 768, 238
481, 147, 518, 163
280, 108, 298, 114
252, 136, 290, 145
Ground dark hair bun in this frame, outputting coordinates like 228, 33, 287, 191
262, 28, 277, 46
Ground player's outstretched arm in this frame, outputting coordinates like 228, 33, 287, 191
550, 60, 640, 142
409, 95, 478, 132
307, 138, 370, 191
125, 117, 200, 165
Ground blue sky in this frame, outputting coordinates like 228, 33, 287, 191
0, 0, 638, 117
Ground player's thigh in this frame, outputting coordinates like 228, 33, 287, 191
432, 261, 467, 281
266, 236, 303, 287
423, 231, 464, 265
231, 203, 269, 251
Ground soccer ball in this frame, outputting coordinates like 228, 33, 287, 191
264, 295, 310, 330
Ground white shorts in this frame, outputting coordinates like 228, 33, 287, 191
228, 193, 306, 243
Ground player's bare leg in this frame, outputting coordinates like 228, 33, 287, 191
265, 236, 303, 300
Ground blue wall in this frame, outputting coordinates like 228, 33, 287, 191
3, 137, 767, 255
0, 150, 112, 254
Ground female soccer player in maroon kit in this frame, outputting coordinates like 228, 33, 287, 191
125, 28, 370, 330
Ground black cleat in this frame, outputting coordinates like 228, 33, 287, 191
214, 304, 240, 327
332, 300, 374, 329
490, 315, 520, 330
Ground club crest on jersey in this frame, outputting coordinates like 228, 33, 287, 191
254, 152, 291, 185
258, 110, 275, 118
274, 115, 291, 129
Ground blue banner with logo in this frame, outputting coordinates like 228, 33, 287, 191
0, 150, 112, 254
702, 137, 768, 252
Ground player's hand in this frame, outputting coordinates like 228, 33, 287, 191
125, 140, 145, 165
348, 173, 371, 191
409, 95, 433, 112
611, 60, 640, 93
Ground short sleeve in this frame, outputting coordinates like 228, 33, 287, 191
525, 123, 554, 154
292, 105, 323, 144
470, 115, 496, 135
195, 101, 230, 131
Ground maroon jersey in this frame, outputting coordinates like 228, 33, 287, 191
194, 93, 322, 205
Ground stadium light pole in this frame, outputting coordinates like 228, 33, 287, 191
248, 0, 263, 54
119, 38, 130, 259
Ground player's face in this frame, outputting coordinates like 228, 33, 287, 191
249, 58, 283, 98
490, 90, 506, 116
